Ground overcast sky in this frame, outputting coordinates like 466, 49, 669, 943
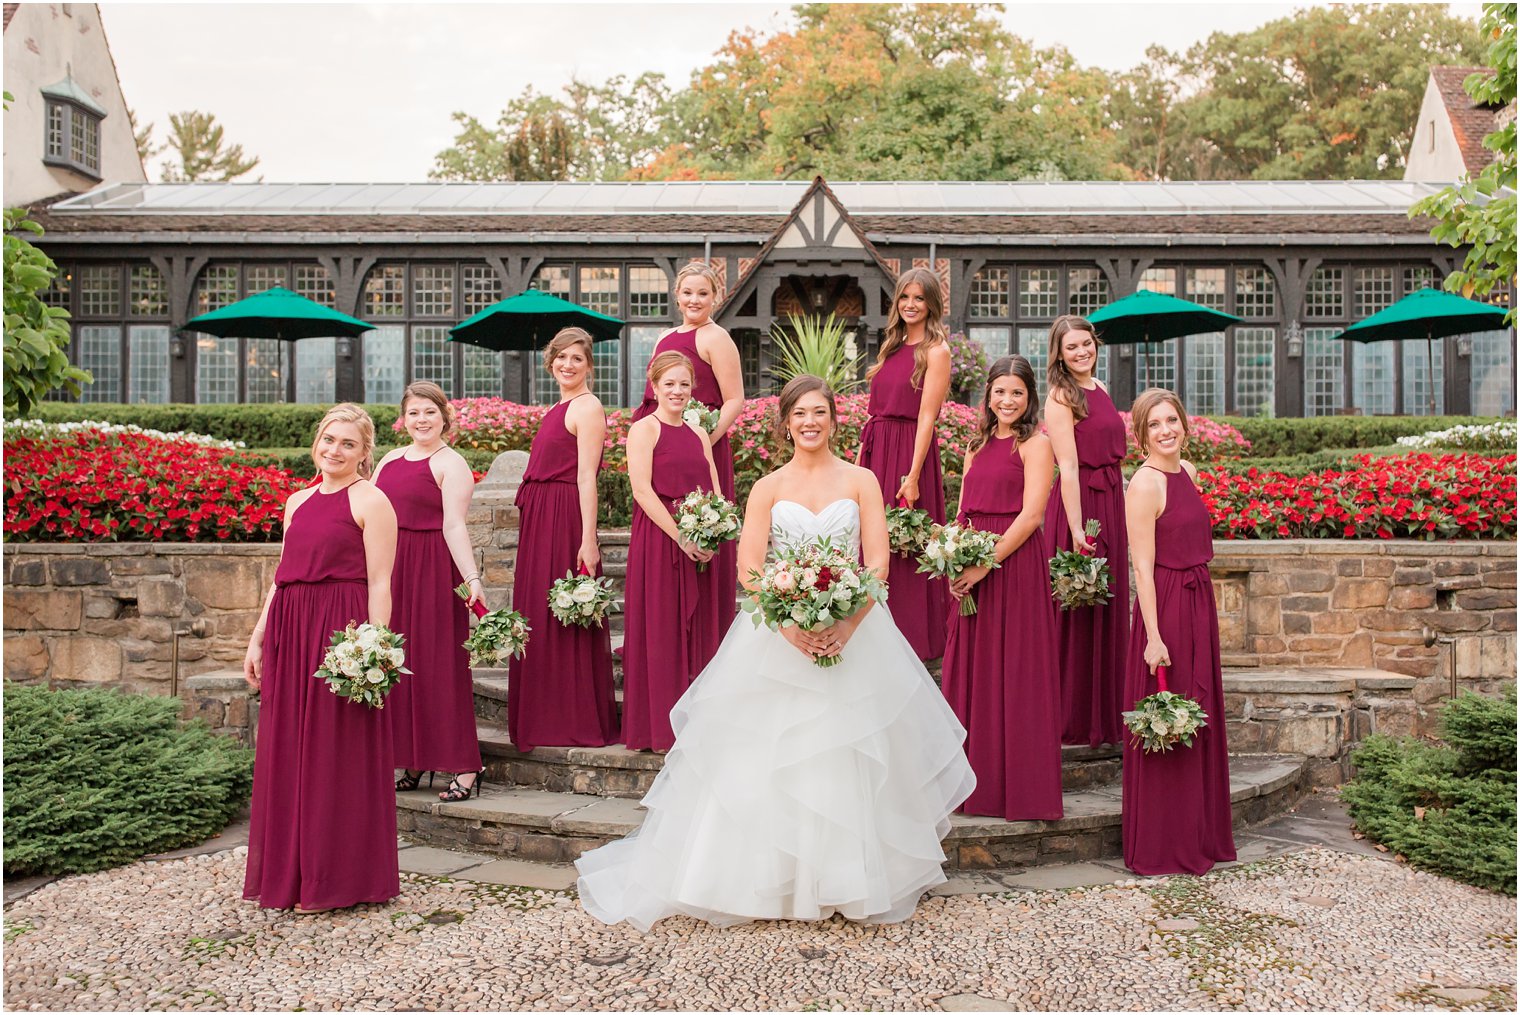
98, 2, 1481, 183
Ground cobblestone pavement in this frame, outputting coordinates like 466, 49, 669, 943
4, 837, 1514, 1013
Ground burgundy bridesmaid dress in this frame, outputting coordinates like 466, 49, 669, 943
1122, 466, 1236, 875
632, 329, 737, 627
508, 396, 618, 752
939, 435, 1063, 820
1045, 383, 1130, 746
858, 342, 950, 660
621, 420, 726, 751
375, 453, 482, 774
243, 484, 399, 910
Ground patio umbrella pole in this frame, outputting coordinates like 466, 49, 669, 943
1426, 327, 1436, 416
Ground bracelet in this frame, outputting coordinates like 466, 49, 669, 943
463, 572, 481, 583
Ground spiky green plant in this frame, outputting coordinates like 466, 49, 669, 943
768, 313, 864, 393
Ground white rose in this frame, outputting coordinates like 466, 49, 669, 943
1149, 719, 1170, 736
554, 591, 575, 610
579, 602, 595, 617
789, 604, 811, 625
571, 582, 599, 604
387, 647, 406, 667
366, 667, 386, 684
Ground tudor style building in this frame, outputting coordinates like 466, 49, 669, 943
28, 176, 1516, 416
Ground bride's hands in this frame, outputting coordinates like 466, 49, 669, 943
782, 620, 856, 662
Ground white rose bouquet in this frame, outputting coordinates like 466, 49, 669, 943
673, 489, 742, 571
916, 523, 1000, 616
681, 398, 721, 434
455, 583, 531, 665
1122, 666, 1209, 753
313, 622, 409, 709
1049, 518, 1114, 611
547, 568, 616, 628
741, 536, 887, 668
884, 505, 935, 559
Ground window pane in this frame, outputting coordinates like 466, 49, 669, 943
627, 266, 669, 320
1018, 267, 1059, 318
78, 325, 122, 402
195, 336, 238, 404
411, 325, 454, 394
1234, 267, 1277, 318
127, 325, 170, 403
70, 107, 87, 164
1402, 341, 1446, 415
363, 265, 406, 317
578, 265, 621, 316
42, 267, 70, 309
1233, 327, 1276, 417
1304, 268, 1344, 319
1354, 267, 1396, 317
1403, 265, 1438, 295
1135, 338, 1177, 392
1470, 330, 1515, 416
83, 112, 99, 172
295, 337, 336, 404
245, 338, 287, 403
46, 103, 64, 157
412, 265, 455, 317
628, 324, 664, 395
363, 325, 405, 404
969, 268, 1010, 318
293, 264, 335, 307
79, 265, 120, 316
196, 264, 240, 313
1302, 327, 1344, 417
591, 339, 623, 407
1017, 327, 1049, 381
1185, 332, 1225, 415
463, 345, 504, 398
128, 264, 167, 317
461, 264, 501, 315
1186, 268, 1227, 311
1138, 267, 1177, 295
1067, 268, 1108, 316
967, 325, 1010, 360
1352, 342, 1395, 415
246, 264, 287, 295
534, 265, 572, 295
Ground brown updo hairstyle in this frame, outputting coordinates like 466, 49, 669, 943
970, 355, 1041, 456
311, 402, 377, 479
542, 326, 595, 376
399, 380, 454, 437
1045, 314, 1101, 422
775, 373, 838, 445
1129, 387, 1192, 456
646, 350, 696, 385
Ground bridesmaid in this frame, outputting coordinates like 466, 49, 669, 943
242, 404, 400, 911
1122, 388, 1235, 876
508, 328, 618, 752
632, 262, 743, 625
373, 381, 485, 802
1044, 314, 1129, 747
857, 266, 952, 661
940, 356, 1062, 820
622, 351, 726, 752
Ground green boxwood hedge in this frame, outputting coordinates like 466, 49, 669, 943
1231, 416, 1497, 458
234, 446, 500, 476
24, 402, 403, 447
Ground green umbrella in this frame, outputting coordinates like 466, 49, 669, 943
1088, 289, 1243, 387
181, 286, 373, 341
448, 288, 624, 351
1334, 287, 1508, 415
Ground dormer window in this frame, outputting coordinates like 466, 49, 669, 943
41, 73, 106, 179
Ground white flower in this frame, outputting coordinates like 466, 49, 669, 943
682, 408, 703, 429
789, 604, 811, 625
554, 590, 575, 610
386, 646, 405, 667
366, 667, 386, 684
571, 581, 599, 604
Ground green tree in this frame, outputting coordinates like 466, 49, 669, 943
160, 110, 260, 183
1411, 3, 1517, 324
127, 107, 159, 168
3, 208, 91, 413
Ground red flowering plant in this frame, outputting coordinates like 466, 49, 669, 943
4, 423, 303, 542
1199, 453, 1517, 540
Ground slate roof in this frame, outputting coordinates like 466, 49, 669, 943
1431, 65, 1507, 176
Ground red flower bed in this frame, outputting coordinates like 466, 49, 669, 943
4, 429, 304, 542
1200, 454, 1517, 540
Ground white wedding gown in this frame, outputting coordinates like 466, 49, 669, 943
576, 498, 976, 931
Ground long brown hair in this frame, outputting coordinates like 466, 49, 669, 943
970, 355, 1041, 456
867, 266, 947, 390
1045, 314, 1101, 422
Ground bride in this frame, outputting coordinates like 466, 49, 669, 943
576, 375, 976, 931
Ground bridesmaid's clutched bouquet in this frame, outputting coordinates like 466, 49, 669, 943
455, 583, 531, 665
673, 490, 742, 571
916, 523, 1000, 616
548, 569, 616, 628
743, 537, 888, 668
681, 399, 721, 434
884, 504, 934, 559
313, 622, 409, 709
1122, 666, 1209, 753
1049, 518, 1115, 611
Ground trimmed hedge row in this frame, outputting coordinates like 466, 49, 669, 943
1231, 416, 1498, 458
234, 446, 500, 476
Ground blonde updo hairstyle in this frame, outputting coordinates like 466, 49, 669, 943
399, 380, 454, 438
542, 327, 595, 377
311, 402, 377, 479
1129, 387, 1192, 456
673, 261, 724, 312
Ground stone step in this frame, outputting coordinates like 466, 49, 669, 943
395, 752, 1309, 870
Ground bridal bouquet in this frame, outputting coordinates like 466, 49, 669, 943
682, 399, 721, 434
313, 622, 409, 709
1122, 666, 1209, 753
884, 505, 934, 559
1049, 518, 1115, 610
455, 583, 531, 665
741, 537, 888, 668
673, 489, 741, 570
916, 523, 1000, 616
548, 569, 616, 628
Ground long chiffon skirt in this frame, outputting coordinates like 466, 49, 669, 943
940, 523, 1063, 821
859, 418, 949, 660
1121, 563, 1236, 875
709, 436, 739, 628
1046, 465, 1130, 746
386, 529, 482, 773
508, 480, 617, 752
576, 606, 976, 931
243, 580, 399, 910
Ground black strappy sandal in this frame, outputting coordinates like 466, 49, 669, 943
395, 770, 433, 792
439, 770, 484, 802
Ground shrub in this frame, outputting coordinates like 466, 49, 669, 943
769, 313, 865, 393
1231, 415, 1498, 458
1397, 420, 1519, 453
4, 208, 90, 413
236, 446, 499, 476
3, 683, 254, 876
25, 402, 400, 448
946, 331, 990, 403
1342, 686, 1517, 895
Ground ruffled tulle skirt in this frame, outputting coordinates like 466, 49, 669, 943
575, 605, 976, 931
